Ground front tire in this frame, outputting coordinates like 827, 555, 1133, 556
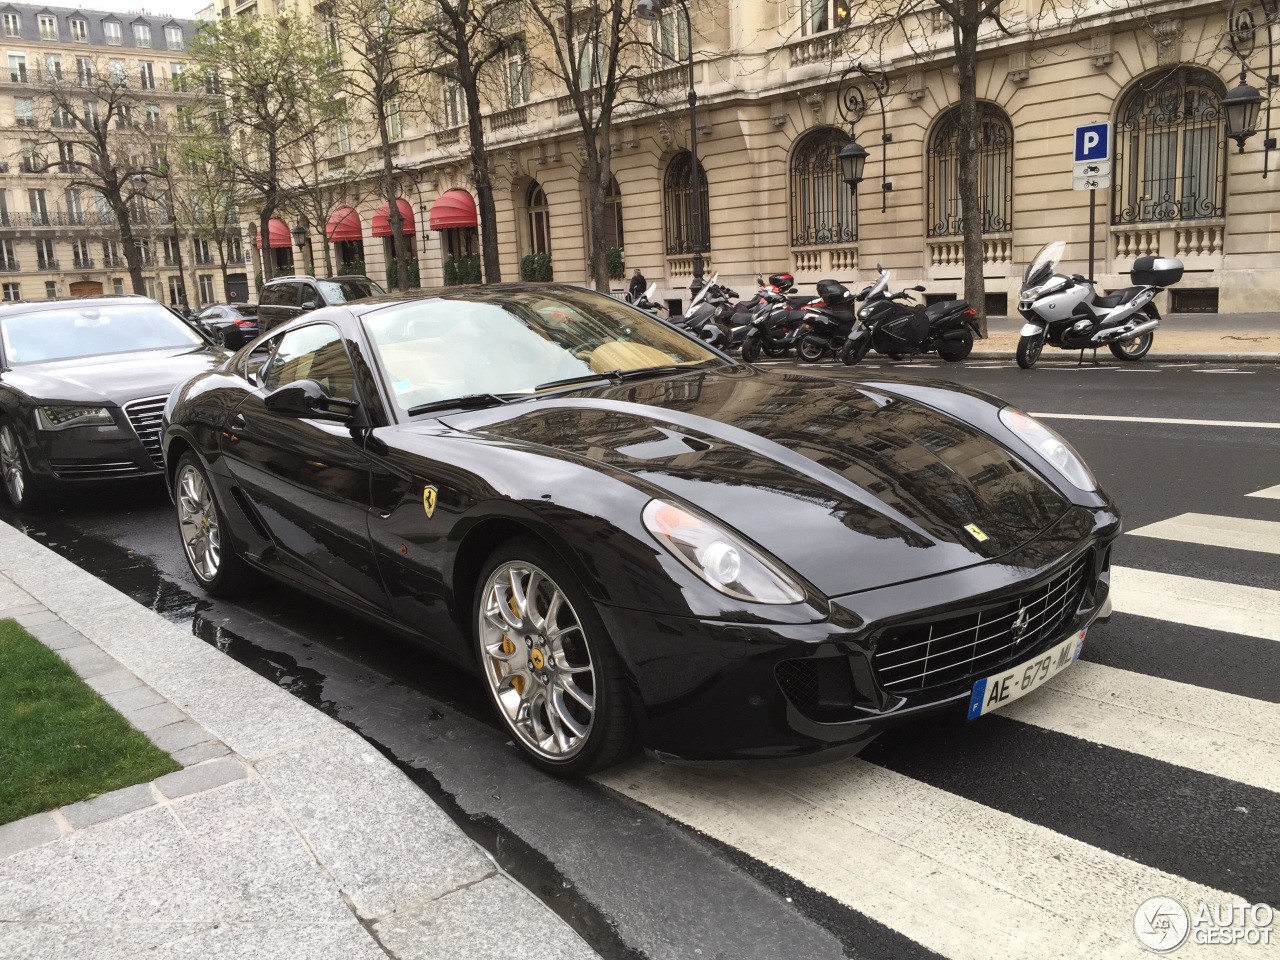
1016, 333, 1044, 369
0, 421, 43, 511
174, 452, 250, 596
936, 329, 974, 362
474, 537, 636, 777
1109, 331, 1153, 361
797, 335, 827, 362
740, 333, 762, 363
840, 336, 871, 366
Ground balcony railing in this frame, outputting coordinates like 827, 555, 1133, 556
489, 105, 527, 130
73, 256, 94, 268
8, 68, 28, 83
102, 256, 124, 267
37, 259, 59, 271
0, 261, 19, 272
194, 253, 214, 265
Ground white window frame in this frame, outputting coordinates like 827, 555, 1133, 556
165, 25, 183, 49
70, 18, 87, 42
198, 274, 215, 302
14, 97, 34, 126
504, 38, 531, 107
387, 98, 401, 140
38, 15, 57, 40
3, 13, 20, 38
43, 54, 61, 79
443, 82, 464, 128
653, 9, 689, 64
801, 0, 852, 35
139, 61, 155, 89
3, 283, 21, 301
133, 22, 151, 47
103, 21, 122, 45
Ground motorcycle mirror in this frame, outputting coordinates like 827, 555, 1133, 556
913, 284, 926, 292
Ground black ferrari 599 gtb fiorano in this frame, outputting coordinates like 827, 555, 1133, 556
162, 284, 1119, 776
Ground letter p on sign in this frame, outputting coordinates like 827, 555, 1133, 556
1074, 122, 1111, 163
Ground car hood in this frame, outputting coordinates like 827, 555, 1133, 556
443, 368, 1071, 596
1, 346, 225, 406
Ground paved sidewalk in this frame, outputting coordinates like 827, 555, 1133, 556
0, 522, 599, 960
973, 313, 1280, 362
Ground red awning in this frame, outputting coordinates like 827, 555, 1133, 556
325, 206, 362, 242
372, 198, 416, 237
254, 217, 292, 250
429, 189, 477, 230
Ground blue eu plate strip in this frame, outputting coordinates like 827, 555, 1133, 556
967, 679, 988, 721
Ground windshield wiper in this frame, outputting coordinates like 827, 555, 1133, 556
609, 362, 716, 382
533, 373, 615, 391
407, 393, 523, 416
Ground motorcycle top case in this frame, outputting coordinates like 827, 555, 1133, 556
1130, 256, 1183, 287
768, 272, 795, 291
816, 279, 852, 306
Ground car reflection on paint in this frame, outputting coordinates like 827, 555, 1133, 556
162, 284, 1120, 777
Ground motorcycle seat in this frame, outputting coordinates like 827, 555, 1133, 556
807, 304, 856, 323
923, 299, 969, 320
1092, 286, 1142, 310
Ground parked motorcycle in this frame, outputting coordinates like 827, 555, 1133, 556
739, 275, 812, 362
835, 268, 980, 364
1016, 240, 1180, 369
667, 274, 741, 349
795, 279, 862, 362
624, 283, 665, 318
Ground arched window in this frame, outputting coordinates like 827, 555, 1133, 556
1113, 68, 1226, 224
524, 180, 550, 256
604, 176, 623, 250
926, 103, 1013, 237
663, 151, 709, 256
790, 128, 856, 246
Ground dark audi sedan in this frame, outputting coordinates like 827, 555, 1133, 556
0, 296, 225, 509
163, 284, 1118, 777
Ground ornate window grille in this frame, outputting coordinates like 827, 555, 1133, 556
525, 181, 550, 256
926, 103, 1013, 237
663, 151, 709, 256
1112, 68, 1226, 225
790, 127, 856, 247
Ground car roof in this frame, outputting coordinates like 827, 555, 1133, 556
0, 295, 156, 318
262, 275, 377, 285
340, 283, 609, 317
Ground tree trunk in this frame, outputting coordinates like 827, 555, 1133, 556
259, 209, 276, 282
954, 13, 986, 336
584, 143, 610, 292
377, 106, 409, 291
114, 203, 147, 295
461, 61, 501, 284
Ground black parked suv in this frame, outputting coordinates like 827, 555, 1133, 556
257, 275, 386, 333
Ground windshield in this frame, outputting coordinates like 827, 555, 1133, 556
1023, 241, 1066, 290
868, 270, 889, 300
0, 302, 205, 364
362, 287, 722, 416
317, 277, 386, 304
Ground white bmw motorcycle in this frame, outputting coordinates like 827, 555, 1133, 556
1015, 241, 1183, 369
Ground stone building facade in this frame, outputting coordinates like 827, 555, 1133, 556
267, 0, 1273, 316
0, 4, 216, 305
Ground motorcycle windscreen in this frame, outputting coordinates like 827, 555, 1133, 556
1023, 240, 1065, 290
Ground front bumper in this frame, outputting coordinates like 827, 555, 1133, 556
20, 405, 165, 486
598, 506, 1119, 762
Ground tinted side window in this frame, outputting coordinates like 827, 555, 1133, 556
259, 323, 355, 400
261, 283, 294, 307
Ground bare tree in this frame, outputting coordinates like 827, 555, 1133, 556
406, 0, 523, 283
189, 13, 345, 283
29, 56, 173, 294
173, 129, 251, 301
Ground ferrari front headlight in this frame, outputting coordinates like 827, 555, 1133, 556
642, 499, 804, 604
999, 408, 1097, 491
35, 405, 115, 431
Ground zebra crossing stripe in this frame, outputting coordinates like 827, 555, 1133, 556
1110, 566, 1280, 642
1247, 484, 1280, 500
595, 758, 1246, 959
1126, 513, 1280, 556
1000, 660, 1280, 794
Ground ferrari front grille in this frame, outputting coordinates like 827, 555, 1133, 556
123, 395, 167, 469
873, 551, 1092, 695
775, 656, 856, 722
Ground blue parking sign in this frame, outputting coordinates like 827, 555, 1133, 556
1074, 122, 1111, 162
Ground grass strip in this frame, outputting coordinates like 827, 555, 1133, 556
0, 618, 180, 825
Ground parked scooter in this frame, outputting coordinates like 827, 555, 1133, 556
666, 274, 740, 349
835, 268, 979, 364
795, 279, 863, 362
624, 283, 665, 318
1016, 241, 1180, 369
739, 276, 812, 362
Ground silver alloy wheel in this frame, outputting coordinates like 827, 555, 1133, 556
478, 562, 597, 760
0, 423, 24, 505
1113, 331, 1152, 357
176, 463, 221, 582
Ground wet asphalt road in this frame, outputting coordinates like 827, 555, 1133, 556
4, 356, 1279, 959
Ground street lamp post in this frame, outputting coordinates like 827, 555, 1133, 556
1226, 0, 1279, 175
291, 223, 311, 275
634, 0, 704, 297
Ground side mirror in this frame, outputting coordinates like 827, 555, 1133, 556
914, 284, 927, 292
299, 300, 318, 311
263, 379, 357, 423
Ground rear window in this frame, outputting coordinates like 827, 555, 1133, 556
0, 302, 205, 364
317, 278, 385, 304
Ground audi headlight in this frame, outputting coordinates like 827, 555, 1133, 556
642, 499, 804, 604
999, 408, 1097, 491
35, 405, 115, 431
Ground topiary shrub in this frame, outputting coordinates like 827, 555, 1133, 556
520, 253, 537, 281
606, 246, 624, 280
386, 258, 421, 289
337, 259, 366, 276
459, 253, 481, 284
443, 256, 460, 286
534, 252, 553, 282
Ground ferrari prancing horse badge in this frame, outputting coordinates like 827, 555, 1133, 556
423, 485, 438, 519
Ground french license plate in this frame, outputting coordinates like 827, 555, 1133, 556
966, 629, 1087, 720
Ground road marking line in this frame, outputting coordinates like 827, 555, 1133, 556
1030, 413, 1280, 429
1248, 484, 1280, 499
596, 759, 1243, 959
1111, 565, 1280, 641
1127, 513, 1280, 556
1002, 660, 1280, 793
